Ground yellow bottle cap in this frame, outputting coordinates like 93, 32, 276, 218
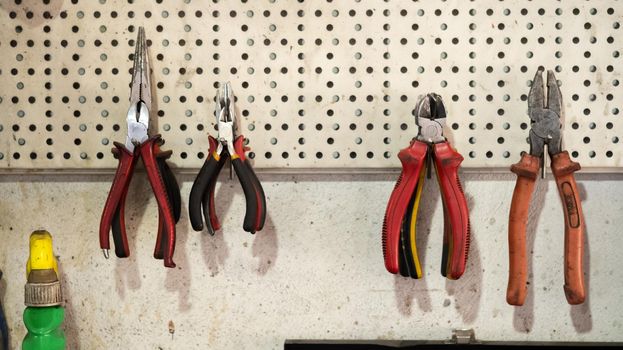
24, 230, 62, 307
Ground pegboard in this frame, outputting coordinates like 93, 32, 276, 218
0, 0, 621, 172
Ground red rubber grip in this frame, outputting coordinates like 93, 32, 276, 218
382, 140, 428, 274
206, 136, 222, 231
99, 142, 137, 257
432, 142, 470, 280
234, 135, 267, 233
140, 136, 177, 268
233, 136, 248, 161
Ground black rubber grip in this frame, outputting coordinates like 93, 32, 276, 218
400, 187, 419, 279
157, 156, 181, 223
244, 159, 267, 232
202, 155, 227, 235
189, 155, 222, 231
398, 234, 409, 277
232, 158, 260, 233
440, 200, 450, 278
152, 154, 181, 260
112, 199, 129, 258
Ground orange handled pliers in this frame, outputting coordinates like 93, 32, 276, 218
507, 69, 586, 305
383, 93, 470, 280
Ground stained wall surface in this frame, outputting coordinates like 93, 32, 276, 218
0, 173, 622, 349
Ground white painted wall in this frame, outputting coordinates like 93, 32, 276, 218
1, 173, 622, 349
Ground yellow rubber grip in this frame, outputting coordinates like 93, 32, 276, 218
409, 169, 426, 278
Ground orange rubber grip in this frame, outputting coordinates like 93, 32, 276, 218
551, 151, 586, 305
507, 153, 540, 306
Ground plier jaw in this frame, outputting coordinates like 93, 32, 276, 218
527, 69, 563, 158
129, 27, 152, 109
125, 26, 152, 153
214, 82, 236, 156
125, 101, 149, 153
415, 93, 447, 144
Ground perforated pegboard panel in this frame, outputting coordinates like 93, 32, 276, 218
0, 0, 621, 171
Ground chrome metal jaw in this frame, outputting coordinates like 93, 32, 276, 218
215, 82, 238, 156
527, 69, 563, 158
125, 101, 150, 152
215, 108, 234, 156
125, 26, 152, 153
415, 93, 447, 144
129, 27, 152, 110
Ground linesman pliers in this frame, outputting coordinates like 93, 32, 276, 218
99, 27, 181, 268
383, 93, 470, 280
189, 82, 266, 234
507, 69, 585, 305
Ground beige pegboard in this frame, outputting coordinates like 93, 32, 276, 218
0, 0, 621, 171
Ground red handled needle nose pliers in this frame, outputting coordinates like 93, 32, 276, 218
188, 82, 266, 235
507, 69, 585, 305
382, 93, 470, 280
99, 27, 181, 268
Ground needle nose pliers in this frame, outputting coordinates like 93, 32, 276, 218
188, 82, 266, 235
383, 93, 470, 280
99, 27, 181, 268
507, 69, 586, 305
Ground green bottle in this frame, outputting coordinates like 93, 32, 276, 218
22, 231, 66, 350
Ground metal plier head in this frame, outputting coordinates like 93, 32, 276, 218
528, 69, 563, 158
125, 26, 152, 153
415, 93, 447, 144
215, 82, 239, 155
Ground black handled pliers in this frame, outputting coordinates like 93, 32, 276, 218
189, 82, 266, 235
